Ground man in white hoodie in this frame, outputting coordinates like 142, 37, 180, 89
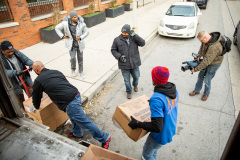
55, 11, 89, 78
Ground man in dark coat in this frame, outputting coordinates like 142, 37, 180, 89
31, 61, 111, 149
111, 24, 145, 99
0, 41, 33, 112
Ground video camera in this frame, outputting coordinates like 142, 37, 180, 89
181, 53, 202, 72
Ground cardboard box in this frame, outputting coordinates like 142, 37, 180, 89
112, 95, 151, 142
81, 144, 136, 160
23, 93, 68, 131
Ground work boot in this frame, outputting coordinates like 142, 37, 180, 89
72, 70, 76, 77
79, 72, 86, 79
127, 94, 132, 99
189, 91, 200, 96
134, 86, 138, 92
102, 136, 111, 149
201, 94, 208, 101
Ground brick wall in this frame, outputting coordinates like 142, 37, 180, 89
0, 0, 126, 50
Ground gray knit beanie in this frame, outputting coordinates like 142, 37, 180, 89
121, 24, 131, 34
69, 11, 78, 19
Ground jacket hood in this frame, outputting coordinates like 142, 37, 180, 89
63, 15, 84, 24
207, 32, 222, 45
154, 82, 177, 99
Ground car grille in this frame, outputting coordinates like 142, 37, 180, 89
167, 33, 183, 36
165, 25, 187, 30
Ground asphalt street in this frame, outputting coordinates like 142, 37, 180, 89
79, 0, 237, 159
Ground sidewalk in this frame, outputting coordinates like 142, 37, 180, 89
21, 0, 178, 101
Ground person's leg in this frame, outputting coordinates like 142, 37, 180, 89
142, 134, 163, 160
121, 69, 132, 94
77, 49, 83, 74
69, 47, 77, 71
194, 68, 207, 92
15, 94, 25, 110
66, 94, 109, 143
66, 111, 83, 137
131, 67, 140, 88
203, 64, 221, 95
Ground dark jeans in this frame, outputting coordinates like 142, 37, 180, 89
194, 64, 221, 95
121, 67, 140, 94
66, 94, 109, 143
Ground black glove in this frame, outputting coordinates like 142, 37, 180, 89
16, 70, 24, 76
128, 116, 138, 130
29, 65, 33, 71
119, 55, 127, 63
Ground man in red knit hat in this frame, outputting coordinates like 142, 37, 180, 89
128, 66, 179, 160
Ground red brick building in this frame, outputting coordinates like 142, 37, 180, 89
0, 0, 126, 50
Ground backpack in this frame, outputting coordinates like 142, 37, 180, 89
220, 35, 232, 56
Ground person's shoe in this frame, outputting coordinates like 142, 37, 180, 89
102, 136, 111, 149
127, 94, 132, 99
201, 94, 208, 101
134, 86, 138, 92
72, 70, 76, 77
189, 91, 200, 96
67, 132, 83, 138
79, 72, 86, 79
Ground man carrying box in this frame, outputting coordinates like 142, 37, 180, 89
31, 61, 111, 149
128, 66, 179, 160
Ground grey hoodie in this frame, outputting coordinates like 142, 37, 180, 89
55, 15, 89, 52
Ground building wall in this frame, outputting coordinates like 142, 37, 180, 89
0, 0, 126, 50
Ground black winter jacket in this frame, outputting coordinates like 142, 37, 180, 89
111, 34, 145, 69
32, 68, 79, 111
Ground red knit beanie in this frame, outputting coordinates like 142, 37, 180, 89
151, 66, 169, 85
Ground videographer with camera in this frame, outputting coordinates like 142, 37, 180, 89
189, 31, 223, 101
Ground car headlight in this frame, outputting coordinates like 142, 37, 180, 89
160, 20, 164, 27
188, 22, 195, 29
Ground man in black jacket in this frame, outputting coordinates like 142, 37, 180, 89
32, 61, 111, 149
111, 24, 145, 99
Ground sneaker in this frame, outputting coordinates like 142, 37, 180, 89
189, 91, 200, 96
127, 94, 132, 99
102, 136, 111, 149
79, 72, 86, 79
134, 86, 138, 92
67, 132, 83, 138
72, 70, 76, 77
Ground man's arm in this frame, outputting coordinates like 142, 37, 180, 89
15, 50, 33, 67
32, 80, 43, 109
79, 23, 89, 40
111, 39, 122, 60
194, 45, 219, 72
55, 22, 65, 39
133, 34, 145, 47
129, 116, 163, 133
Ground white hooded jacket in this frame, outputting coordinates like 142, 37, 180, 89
55, 15, 89, 52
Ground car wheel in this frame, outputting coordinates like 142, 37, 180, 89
233, 35, 237, 45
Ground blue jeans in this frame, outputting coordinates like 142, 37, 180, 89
121, 67, 140, 94
194, 64, 221, 95
66, 94, 109, 143
142, 134, 163, 160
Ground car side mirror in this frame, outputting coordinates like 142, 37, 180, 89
197, 12, 202, 16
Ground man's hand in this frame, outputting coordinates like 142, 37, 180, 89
119, 55, 127, 63
29, 105, 36, 113
62, 35, 69, 39
29, 65, 33, 71
128, 116, 138, 130
16, 70, 24, 76
191, 68, 195, 73
76, 37, 81, 41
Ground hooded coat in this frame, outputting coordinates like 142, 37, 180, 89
55, 15, 89, 52
195, 32, 223, 72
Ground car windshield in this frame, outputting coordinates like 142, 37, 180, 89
166, 5, 195, 17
